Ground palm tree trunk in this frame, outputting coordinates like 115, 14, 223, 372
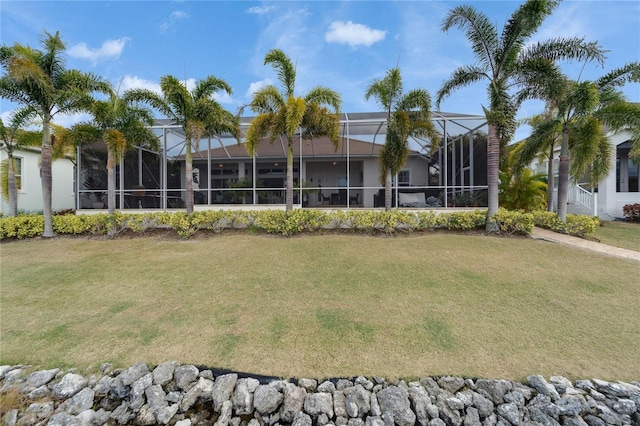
557, 127, 570, 223
286, 143, 293, 212
107, 149, 116, 214
485, 124, 500, 232
185, 139, 194, 214
547, 145, 554, 212
384, 168, 392, 211
41, 114, 54, 237
7, 155, 18, 217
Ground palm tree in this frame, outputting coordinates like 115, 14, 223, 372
365, 67, 439, 210
59, 89, 158, 214
435, 0, 605, 231
243, 48, 342, 212
517, 62, 640, 222
500, 144, 547, 211
126, 75, 240, 214
0, 108, 42, 216
0, 31, 110, 236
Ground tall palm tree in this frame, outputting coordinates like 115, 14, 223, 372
365, 67, 439, 210
59, 89, 158, 214
126, 75, 240, 214
243, 48, 342, 212
0, 31, 110, 236
0, 108, 42, 216
517, 62, 640, 222
435, 0, 604, 231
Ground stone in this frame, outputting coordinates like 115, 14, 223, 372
346, 395, 359, 417
153, 361, 178, 386
175, 365, 200, 390
53, 373, 89, 399
212, 373, 238, 412
370, 393, 382, 417
110, 376, 130, 399
215, 400, 233, 426
465, 407, 481, 426
527, 376, 560, 400
304, 392, 334, 418
27, 369, 59, 388
281, 382, 307, 422
473, 392, 495, 418
28, 401, 54, 418
254, 384, 283, 415
3, 409, 18, 426
366, 417, 385, 426
64, 387, 95, 415
562, 416, 589, 426
176, 420, 193, 426
318, 413, 330, 426
118, 362, 149, 386
337, 379, 354, 390
503, 391, 525, 408
334, 390, 347, 418
583, 414, 605, 426
233, 377, 260, 415
438, 376, 465, 394
145, 384, 167, 415
299, 378, 318, 392
527, 406, 560, 426
319, 380, 337, 393
110, 401, 134, 424
157, 404, 180, 425
343, 384, 371, 417
595, 404, 622, 425
475, 380, 512, 405
130, 373, 153, 411
2, 367, 26, 384
446, 396, 465, 411
28, 385, 52, 400
427, 419, 446, 426
355, 377, 374, 391
181, 377, 215, 412
348, 418, 365, 426
408, 385, 431, 426
376, 386, 416, 426
612, 398, 636, 415
555, 397, 583, 416
292, 411, 313, 426
92, 376, 113, 395
200, 369, 214, 380
48, 412, 80, 426
497, 402, 519, 425
456, 390, 474, 407
137, 405, 158, 425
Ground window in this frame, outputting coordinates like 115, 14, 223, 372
4, 157, 23, 190
398, 170, 410, 186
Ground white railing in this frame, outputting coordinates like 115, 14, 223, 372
572, 184, 598, 216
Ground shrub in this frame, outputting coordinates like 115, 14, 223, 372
531, 210, 599, 237
622, 203, 640, 222
489, 209, 534, 235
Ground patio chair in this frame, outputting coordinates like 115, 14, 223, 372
349, 192, 360, 206
321, 193, 331, 205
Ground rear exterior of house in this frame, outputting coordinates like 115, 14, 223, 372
0, 146, 75, 215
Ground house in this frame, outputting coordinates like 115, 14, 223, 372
530, 129, 639, 219
76, 111, 489, 210
0, 145, 75, 215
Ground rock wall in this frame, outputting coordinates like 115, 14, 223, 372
1, 363, 639, 426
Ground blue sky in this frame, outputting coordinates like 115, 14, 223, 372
1, 0, 639, 142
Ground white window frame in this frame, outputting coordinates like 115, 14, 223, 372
398, 170, 411, 187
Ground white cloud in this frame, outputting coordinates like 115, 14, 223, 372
118, 75, 161, 94
245, 79, 273, 99
53, 112, 93, 128
325, 21, 386, 47
160, 10, 190, 32
247, 5, 275, 15
67, 37, 130, 66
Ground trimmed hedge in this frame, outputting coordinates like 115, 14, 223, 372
531, 210, 600, 237
0, 209, 541, 240
622, 203, 640, 222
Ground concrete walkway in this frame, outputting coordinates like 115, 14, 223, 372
530, 226, 640, 263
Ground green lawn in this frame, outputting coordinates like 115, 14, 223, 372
1, 233, 639, 381
591, 220, 640, 252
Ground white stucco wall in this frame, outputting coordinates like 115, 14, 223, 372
0, 147, 75, 215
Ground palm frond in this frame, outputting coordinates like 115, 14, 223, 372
435, 65, 487, 108
193, 75, 232, 100
264, 49, 296, 97
250, 85, 284, 113
305, 86, 341, 112
244, 113, 275, 156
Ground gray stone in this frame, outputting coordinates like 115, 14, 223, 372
504, 391, 525, 408
334, 390, 347, 418
254, 384, 283, 415
136, 405, 157, 425
299, 378, 317, 392
200, 369, 214, 380
483, 413, 498, 426
28, 401, 54, 418
212, 373, 238, 412
370, 393, 382, 417
527, 376, 560, 400
145, 384, 167, 415
562, 416, 589, 426
130, 372, 153, 411
346, 395, 359, 417
215, 400, 234, 426
48, 412, 80, 426
612, 398, 636, 415
153, 361, 178, 386
527, 406, 560, 426
157, 404, 180, 425
167, 390, 181, 403
319, 380, 337, 393
27, 369, 59, 388
248, 419, 261, 426
366, 417, 386, 426
497, 402, 519, 425
549, 376, 573, 389
382, 411, 394, 426
456, 390, 474, 407
109, 376, 129, 399
28, 385, 52, 400
110, 401, 134, 424
54, 373, 89, 399
175, 365, 199, 390
2, 367, 26, 384
465, 407, 481, 426
447, 396, 465, 411
175, 420, 193, 426
473, 392, 495, 418
476, 380, 512, 405
343, 384, 371, 417
555, 397, 583, 416
376, 386, 416, 426
438, 376, 465, 394
408, 385, 431, 426
595, 404, 621, 425
118, 362, 149, 386
3, 409, 18, 426
355, 377, 374, 391
337, 379, 354, 390
437, 401, 461, 426
0, 365, 16, 380
281, 382, 307, 422
233, 377, 260, 415
64, 387, 95, 415
292, 411, 313, 426
427, 419, 446, 426
348, 418, 365, 426
181, 376, 214, 412
318, 413, 330, 426
304, 392, 334, 418
426, 404, 439, 421
92, 376, 113, 395
582, 414, 605, 426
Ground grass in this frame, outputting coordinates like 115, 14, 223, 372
1, 233, 639, 382
591, 220, 640, 252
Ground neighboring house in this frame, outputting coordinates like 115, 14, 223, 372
0, 145, 75, 215
76, 111, 489, 210
530, 129, 639, 219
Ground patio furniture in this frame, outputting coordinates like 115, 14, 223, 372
321, 193, 331, 205
349, 192, 360, 206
